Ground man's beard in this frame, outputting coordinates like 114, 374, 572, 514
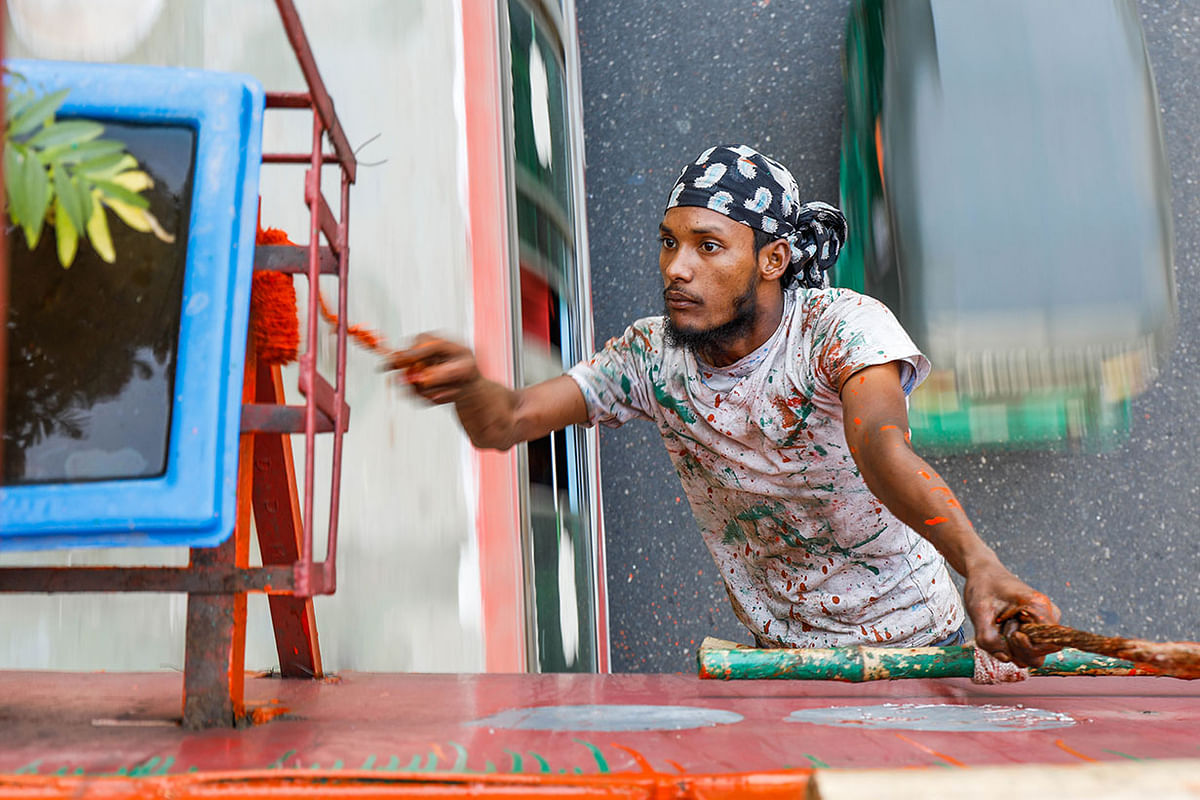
662, 276, 759, 355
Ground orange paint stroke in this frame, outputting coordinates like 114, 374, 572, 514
853, 417, 862, 426
930, 487, 952, 496
1054, 739, 1098, 763
918, 470, 931, 480
665, 759, 688, 774
611, 744, 658, 774
925, 516, 949, 526
892, 733, 966, 768
879, 425, 899, 432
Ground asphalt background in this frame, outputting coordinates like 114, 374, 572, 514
573, 0, 1200, 672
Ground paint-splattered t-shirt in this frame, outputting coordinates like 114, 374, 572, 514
568, 287, 965, 648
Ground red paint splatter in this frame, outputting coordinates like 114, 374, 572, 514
832, 596, 840, 604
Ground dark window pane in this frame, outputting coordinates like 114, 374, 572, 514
3, 121, 196, 484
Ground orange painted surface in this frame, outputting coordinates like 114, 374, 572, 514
0, 769, 810, 799
461, 3, 526, 672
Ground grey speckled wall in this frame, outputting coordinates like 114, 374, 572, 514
576, 0, 1200, 673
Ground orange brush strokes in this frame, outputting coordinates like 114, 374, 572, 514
611, 743, 658, 774
1054, 739, 1098, 762
924, 516, 948, 526
891, 733, 966, 768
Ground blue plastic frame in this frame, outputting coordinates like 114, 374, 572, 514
0, 60, 264, 551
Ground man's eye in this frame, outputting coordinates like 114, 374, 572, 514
659, 237, 676, 248
700, 241, 721, 253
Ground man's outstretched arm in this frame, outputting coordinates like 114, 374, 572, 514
840, 362, 1060, 667
387, 334, 589, 450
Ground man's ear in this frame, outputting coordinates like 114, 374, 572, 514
758, 238, 790, 281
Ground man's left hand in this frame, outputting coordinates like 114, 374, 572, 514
963, 562, 1061, 668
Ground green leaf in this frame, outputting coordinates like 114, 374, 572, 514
92, 177, 150, 210
52, 166, 90, 234
9, 88, 70, 138
54, 195, 79, 267
5, 87, 37, 123
27, 119, 105, 150
80, 153, 137, 181
19, 145, 52, 248
60, 142, 127, 169
3, 141, 28, 228
85, 191, 115, 263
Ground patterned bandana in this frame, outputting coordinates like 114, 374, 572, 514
666, 144, 849, 288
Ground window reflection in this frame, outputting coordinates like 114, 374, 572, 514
508, 0, 597, 673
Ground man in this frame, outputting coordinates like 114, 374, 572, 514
391, 144, 1059, 666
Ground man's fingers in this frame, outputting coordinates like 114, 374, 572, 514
1004, 629, 1047, 669
973, 615, 1013, 663
386, 334, 464, 371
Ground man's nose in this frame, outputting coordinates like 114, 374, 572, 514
662, 249, 695, 283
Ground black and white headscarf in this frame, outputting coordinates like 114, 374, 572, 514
666, 144, 849, 289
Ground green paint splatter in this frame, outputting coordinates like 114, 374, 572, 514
803, 753, 830, 768
359, 755, 376, 770
449, 741, 469, 772
380, 755, 401, 772
504, 749, 523, 774
330, 760, 343, 770
652, 379, 698, 423
529, 752, 551, 773
1102, 749, 1143, 761
14, 761, 41, 775
574, 739, 610, 773
268, 749, 297, 769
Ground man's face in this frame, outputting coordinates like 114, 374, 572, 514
658, 206, 761, 351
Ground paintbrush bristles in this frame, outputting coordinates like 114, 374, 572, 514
1022, 623, 1200, 679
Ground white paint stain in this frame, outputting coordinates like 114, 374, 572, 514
786, 703, 1076, 732
468, 704, 743, 732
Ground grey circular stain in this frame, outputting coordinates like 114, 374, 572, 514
467, 704, 743, 732
786, 703, 1076, 733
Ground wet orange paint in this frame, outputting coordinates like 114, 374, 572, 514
918, 471, 931, 480
931, 487, 952, 496
612, 743, 658, 774
853, 417, 862, 426
1054, 739, 1098, 762
892, 733, 966, 768
924, 517, 948, 526
879, 425, 898, 432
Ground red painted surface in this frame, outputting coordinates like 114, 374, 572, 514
1, 671, 1198, 782
462, 3, 527, 672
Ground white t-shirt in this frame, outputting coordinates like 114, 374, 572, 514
568, 286, 965, 648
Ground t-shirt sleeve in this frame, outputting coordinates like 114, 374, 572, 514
567, 321, 658, 428
812, 291, 931, 396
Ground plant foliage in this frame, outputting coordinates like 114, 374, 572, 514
4, 72, 173, 268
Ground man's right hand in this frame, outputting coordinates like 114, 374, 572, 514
385, 333, 591, 451
386, 334, 484, 406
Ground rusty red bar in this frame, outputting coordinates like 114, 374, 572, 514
265, 91, 312, 109
253, 244, 338, 275
297, 112, 324, 596
240, 404, 341, 435
0, 565, 295, 593
263, 152, 341, 164
324, 169, 352, 593
298, 370, 349, 432
273, 0, 358, 182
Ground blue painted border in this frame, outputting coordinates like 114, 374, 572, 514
0, 60, 264, 550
